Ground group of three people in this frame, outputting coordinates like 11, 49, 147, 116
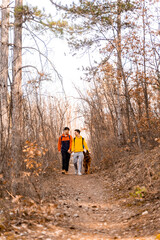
58, 127, 89, 175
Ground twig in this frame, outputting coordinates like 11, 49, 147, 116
6, 190, 15, 199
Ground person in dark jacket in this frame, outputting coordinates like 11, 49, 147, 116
58, 127, 72, 174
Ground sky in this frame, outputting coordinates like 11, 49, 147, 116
23, 0, 93, 98
21, 0, 95, 134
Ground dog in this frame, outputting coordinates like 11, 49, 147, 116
83, 150, 91, 174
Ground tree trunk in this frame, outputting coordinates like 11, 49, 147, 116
142, 0, 151, 136
0, 0, 10, 166
116, 0, 124, 145
11, 0, 23, 192
116, 1, 142, 151
125, 87, 131, 141
118, 58, 142, 151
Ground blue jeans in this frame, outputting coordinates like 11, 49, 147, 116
73, 152, 84, 174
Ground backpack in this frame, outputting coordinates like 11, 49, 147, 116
74, 137, 84, 149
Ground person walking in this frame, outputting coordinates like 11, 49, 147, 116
72, 129, 89, 176
58, 127, 72, 174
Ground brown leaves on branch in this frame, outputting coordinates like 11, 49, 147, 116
23, 141, 48, 176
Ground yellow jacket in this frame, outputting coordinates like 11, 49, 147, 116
72, 136, 89, 152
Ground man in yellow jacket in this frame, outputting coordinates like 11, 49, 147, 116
72, 129, 89, 176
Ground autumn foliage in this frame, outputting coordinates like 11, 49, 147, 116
23, 141, 48, 176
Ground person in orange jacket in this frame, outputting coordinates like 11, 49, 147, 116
58, 127, 72, 174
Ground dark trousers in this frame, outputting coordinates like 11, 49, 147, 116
61, 151, 70, 172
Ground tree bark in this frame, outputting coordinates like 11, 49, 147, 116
0, 0, 10, 164
11, 0, 23, 191
118, 57, 142, 151
116, 0, 124, 145
116, 1, 142, 151
142, 0, 151, 136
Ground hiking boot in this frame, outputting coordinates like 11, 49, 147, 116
62, 170, 65, 174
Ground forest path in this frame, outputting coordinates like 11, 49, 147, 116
47, 163, 155, 240
1, 163, 157, 240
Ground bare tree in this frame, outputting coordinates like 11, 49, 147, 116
142, 0, 151, 136
11, 0, 23, 192
116, 0, 124, 145
0, 0, 10, 165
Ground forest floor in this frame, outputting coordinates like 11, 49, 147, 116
0, 147, 160, 239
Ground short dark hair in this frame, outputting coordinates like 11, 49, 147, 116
64, 127, 70, 131
74, 129, 80, 134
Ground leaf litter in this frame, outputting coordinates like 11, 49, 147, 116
0, 148, 160, 239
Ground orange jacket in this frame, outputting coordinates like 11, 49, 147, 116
58, 134, 72, 152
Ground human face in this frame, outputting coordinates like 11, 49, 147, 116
64, 129, 69, 135
74, 131, 80, 137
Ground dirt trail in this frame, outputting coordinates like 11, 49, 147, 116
49, 163, 156, 240
1, 162, 158, 239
